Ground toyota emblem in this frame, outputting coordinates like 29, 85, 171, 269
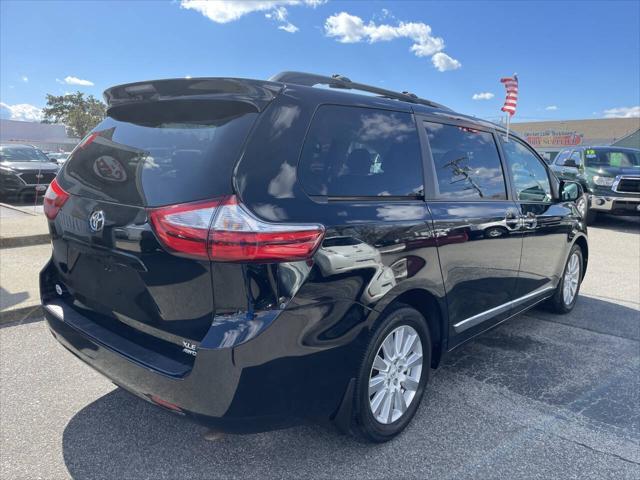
89, 210, 105, 232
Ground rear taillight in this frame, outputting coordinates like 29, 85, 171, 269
148, 195, 325, 262
43, 178, 69, 220
208, 196, 325, 262
148, 199, 221, 259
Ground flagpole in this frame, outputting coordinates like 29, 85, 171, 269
505, 113, 510, 142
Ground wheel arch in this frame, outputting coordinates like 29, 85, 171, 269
372, 288, 447, 369
572, 234, 589, 280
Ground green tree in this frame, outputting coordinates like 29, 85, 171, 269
41, 91, 106, 138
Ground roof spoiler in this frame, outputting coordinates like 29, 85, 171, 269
270, 71, 450, 111
104, 78, 282, 111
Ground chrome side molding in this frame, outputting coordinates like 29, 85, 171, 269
453, 285, 555, 333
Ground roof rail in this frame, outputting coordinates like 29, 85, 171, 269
269, 71, 450, 111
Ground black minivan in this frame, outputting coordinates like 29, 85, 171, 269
41, 72, 588, 442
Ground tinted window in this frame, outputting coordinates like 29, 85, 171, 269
424, 122, 506, 200
298, 106, 423, 197
502, 140, 552, 202
584, 148, 640, 167
59, 100, 258, 207
554, 150, 571, 165
568, 151, 582, 166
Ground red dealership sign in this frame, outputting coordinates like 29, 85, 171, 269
525, 130, 584, 147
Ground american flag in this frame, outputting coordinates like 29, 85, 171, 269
500, 75, 518, 116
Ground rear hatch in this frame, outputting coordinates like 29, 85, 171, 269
48, 78, 279, 358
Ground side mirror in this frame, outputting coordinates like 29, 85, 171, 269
560, 181, 581, 201
564, 159, 578, 168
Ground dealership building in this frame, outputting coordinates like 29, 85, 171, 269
511, 118, 640, 161
0, 119, 78, 152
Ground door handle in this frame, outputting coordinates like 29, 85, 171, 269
522, 212, 537, 228
504, 210, 521, 228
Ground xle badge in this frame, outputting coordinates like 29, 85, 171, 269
182, 341, 198, 356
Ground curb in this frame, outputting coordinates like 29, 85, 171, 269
0, 202, 50, 248
0, 234, 50, 249
0, 304, 43, 326
0, 202, 39, 216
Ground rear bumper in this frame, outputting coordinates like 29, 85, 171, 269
41, 265, 363, 433
44, 302, 284, 432
589, 194, 640, 215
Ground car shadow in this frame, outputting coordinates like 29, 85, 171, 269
530, 294, 640, 341
590, 215, 640, 234
0, 286, 30, 310
61, 389, 364, 480
60, 295, 639, 479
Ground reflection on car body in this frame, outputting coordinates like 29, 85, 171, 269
316, 236, 396, 303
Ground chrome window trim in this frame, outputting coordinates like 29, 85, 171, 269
453, 284, 555, 333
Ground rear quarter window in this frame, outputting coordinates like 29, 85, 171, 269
298, 105, 423, 198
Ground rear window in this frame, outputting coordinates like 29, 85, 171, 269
59, 100, 258, 206
298, 105, 423, 198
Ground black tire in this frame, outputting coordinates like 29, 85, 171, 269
576, 194, 598, 225
575, 194, 588, 220
352, 305, 431, 443
547, 244, 583, 314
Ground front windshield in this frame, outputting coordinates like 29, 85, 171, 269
584, 148, 640, 168
0, 146, 50, 162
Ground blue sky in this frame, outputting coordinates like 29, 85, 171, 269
1, 0, 639, 123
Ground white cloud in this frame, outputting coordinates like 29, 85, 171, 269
603, 106, 640, 118
324, 12, 367, 42
265, 5, 299, 33
545, 105, 558, 111
63, 76, 94, 86
380, 8, 394, 20
472, 92, 494, 101
21, 75, 28, 83
278, 23, 299, 33
324, 12, 460, 71
431, 52, 461, 71
180, 0, 323, 32
0, 102, 43, 122
266, 5, 288, 21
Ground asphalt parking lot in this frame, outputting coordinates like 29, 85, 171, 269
1, 216, 639, 480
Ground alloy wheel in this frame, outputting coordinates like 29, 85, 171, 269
563, 252, 580, 305
368, 325, 423, 424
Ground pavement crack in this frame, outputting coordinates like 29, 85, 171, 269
543, 432, 640, 467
